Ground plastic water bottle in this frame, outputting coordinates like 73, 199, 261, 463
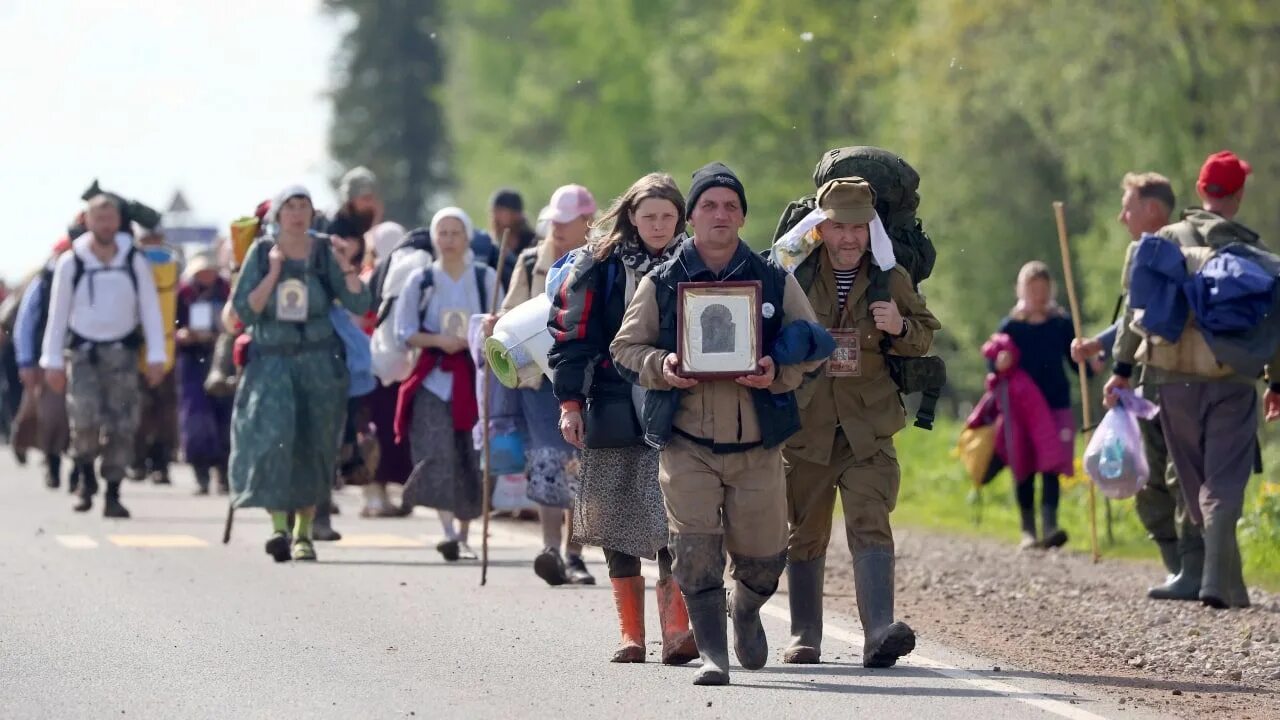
1099, 434, 1125, 480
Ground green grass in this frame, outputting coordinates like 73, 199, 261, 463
886, 416, 1280, 593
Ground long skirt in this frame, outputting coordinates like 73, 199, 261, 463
368, 381, 413, 485
177, 349, 232, 466
572, 445, 668, 560
229, 345, 348, 511
401, 386, 483, 520
519, 382, 577, 509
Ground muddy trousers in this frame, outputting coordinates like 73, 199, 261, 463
65, 343, 141, 485
783, 432, 909, 664
1158, 382, 1256, 608
660, 437, 789, 682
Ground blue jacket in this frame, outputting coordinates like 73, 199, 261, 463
1188, 242, 1280, 378
1127, 233, 1188, 342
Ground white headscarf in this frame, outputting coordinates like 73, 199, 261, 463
370, 221, 406, 259
430, 207, 476, 263
772, 206, 896, 274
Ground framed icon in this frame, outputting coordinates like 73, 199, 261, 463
826, 329, 862, 377
441, 309, 470, 340
676, 281, 762, 379
276, 279, 309, 323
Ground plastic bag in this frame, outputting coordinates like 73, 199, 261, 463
1083, 389, 1159, 500
491, 473, 537, 512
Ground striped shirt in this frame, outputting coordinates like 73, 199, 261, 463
834, 267, 858, 312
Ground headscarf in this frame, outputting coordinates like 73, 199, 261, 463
370, 221, 406, 259
430, 207, 474, 248
617, 232, 683, 278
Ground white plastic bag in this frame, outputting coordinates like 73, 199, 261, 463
1083, 389, 1159, 500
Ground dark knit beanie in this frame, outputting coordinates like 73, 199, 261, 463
686, 162, 747, 219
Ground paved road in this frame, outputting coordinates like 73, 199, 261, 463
0, 454, 1154, 720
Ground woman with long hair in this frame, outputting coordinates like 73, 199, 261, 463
548, 173, 697, 664
229, 186, 370, 562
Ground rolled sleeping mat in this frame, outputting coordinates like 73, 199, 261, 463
485, 293, 555, 389
230, 217, 259, 269
139, 244, 179, 374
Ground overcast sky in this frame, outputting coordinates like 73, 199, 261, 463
0, 0, 342, 282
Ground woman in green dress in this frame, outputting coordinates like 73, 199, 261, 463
230, 185, 371, 562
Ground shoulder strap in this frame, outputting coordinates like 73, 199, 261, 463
417, 267, 436, 327
72, 253, 86, 291
474, 265, 488, 314
523, 251, 537, 292
125, 246, 138, 293
603, 259, 618, 308
311, 235, 336, 300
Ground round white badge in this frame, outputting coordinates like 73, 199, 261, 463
762, 302, 776, 319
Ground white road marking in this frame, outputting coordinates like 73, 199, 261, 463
486, 523, 1113, 720
108, 534, 209, 548
54, 534, 99, 549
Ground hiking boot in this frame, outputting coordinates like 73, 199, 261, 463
312, 524, 342, 542
1149, 530, 1203, 601
43, 454, 62, 490
534, 547, 568, 586
610, 576, 646, 663
292, 538, 317, 562
103, 482, 130, 519
73, 463, 98, 513
193, 465, 212, 496
265, 531, 291, 563
729, 552, 786, 671
783, 555, 825, 664
436, 539, 460, 562
854, 545, 916, 668
566, 554, 596, 585
656, 577, 698, 665
670, 533, 730, 685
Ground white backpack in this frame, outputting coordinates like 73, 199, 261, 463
370, 248, 433, 385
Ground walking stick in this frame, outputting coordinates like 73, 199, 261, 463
481, 230, 510, 586
1053, 201, 1101, 563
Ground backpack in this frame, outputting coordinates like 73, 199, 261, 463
773, 146, 937, 288
774, 146, 945, 430
370, 263, 489, 386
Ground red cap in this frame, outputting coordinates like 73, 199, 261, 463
52, 235, 72, 255
1197, 150, 1252, 198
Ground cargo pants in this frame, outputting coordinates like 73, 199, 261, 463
65, 343, 141, 483
785, 431, 900, 561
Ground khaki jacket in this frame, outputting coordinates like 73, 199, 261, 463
610, 242, 822, 446
786, 252, 939, 465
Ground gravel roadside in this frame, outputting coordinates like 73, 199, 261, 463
820, 527, 1280, 719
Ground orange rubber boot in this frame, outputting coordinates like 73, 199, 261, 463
656, 577, 699, 665
611, 576, 646, 663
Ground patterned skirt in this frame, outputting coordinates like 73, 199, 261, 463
401, 386, 483, 520
571, 445, 669, 561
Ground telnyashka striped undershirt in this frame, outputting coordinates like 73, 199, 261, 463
834, 267, 858, 311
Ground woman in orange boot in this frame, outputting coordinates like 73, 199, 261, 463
548, 173, 697, 664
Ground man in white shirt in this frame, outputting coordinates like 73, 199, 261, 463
40, 194, 167, 518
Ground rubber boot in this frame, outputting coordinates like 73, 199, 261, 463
68, 462, 81, 495
1039, 506, 1068, 549
103, 481, 130, 519
609, 576, 646, 663
44, 453, 62, 490
1154, 539, 1181, 578
1200, 509, 1247, 610
1148, 530, 1203, 601
1017, 504, 1038, 551
854, 545, 916, 668
655, 578, 698, 665
73, 462, 97, 513
670, 533, 729, 686
729, 551, 786, 671
782, 555, 825, 664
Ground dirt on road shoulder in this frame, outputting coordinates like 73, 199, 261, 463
821, 528, 1280, 720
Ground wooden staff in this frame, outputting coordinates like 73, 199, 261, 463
481, 229, 510, 586
1053, 201, 1101, 563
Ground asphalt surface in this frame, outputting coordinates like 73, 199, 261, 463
0, 452, 1157, 720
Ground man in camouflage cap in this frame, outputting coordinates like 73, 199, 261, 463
781, 177, 940, 667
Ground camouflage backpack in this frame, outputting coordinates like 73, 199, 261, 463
773, 146, 937, 288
